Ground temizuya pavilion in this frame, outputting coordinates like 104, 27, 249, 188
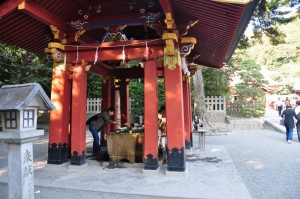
0, 0, 259, 172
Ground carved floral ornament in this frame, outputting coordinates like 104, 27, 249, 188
179, 37, 197, 58
165, 56, 177, 70
164, 47, 181, 70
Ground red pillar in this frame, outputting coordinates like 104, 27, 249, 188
48, 68, 71, 164
164, 62, 186, 172
101, 76, 112, 136
110, 82, 118, 131
70, 63, 87, 165
183, 77, 191, 149
120, 78, 130, 127
144, 59, 158, 170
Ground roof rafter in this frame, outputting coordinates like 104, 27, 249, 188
0, 0, 23, 17
18, 1, 66, 32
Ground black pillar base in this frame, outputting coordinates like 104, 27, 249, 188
70, 151, 86, 166
144, 154, 158, 170
48, 143, 69, 165
167, 147, 186, 172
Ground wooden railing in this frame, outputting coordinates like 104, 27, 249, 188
86, 96, 227, 114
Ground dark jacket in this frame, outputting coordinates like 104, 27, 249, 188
294, 106, 300, 124
281, 108, 296, 128
90, 111, 115, 132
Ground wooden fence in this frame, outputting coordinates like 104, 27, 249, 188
205, 96, 226, 112
86, 98, 101, 114
86, 96, 228, 114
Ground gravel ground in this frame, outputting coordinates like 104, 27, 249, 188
1, 125, 300, 198
205, 130, 300, 199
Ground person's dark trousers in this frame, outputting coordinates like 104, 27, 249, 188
285, 126, 294, 141
297, 123, 300, 142
89, 124, 101, 155
278, 106, 282, 116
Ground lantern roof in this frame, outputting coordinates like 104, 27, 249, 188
0, 83, 55, 111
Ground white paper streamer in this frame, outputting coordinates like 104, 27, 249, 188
122, 46, 125, 63
182, 57, 191, 76
76, 46, 79, 64
94, 47, 99, 65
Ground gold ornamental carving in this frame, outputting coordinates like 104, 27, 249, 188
164, 46, 181, 70
165, 56, 177, 70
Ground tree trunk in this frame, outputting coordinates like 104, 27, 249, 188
193, 67, 211, 127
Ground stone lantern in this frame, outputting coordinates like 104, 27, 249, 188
0, 83, 55, 199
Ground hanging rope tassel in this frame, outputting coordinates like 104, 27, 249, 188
94, 47, 99, 65
146, 42, 148, 60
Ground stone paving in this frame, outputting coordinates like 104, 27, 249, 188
0, 109, 299, 199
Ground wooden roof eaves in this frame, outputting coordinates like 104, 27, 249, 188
225, 0, 260, 62
0, 0, 23, 17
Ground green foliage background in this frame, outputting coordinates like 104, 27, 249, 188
129, 78, 165, 121
201, 16, 300, 117
0, 43, 52, 95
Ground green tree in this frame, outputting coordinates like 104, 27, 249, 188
249, 0, 299, 45
228, 59, 267, 117
129, 79, 144, 121
202, 67, 230, 97
0, 43, 52, 95
129, 78, 165, 122
237, 17, 300, 95
87, 74, 102, 98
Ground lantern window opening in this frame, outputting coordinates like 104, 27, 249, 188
4, 111, 17, 129
23, 110, 34, 128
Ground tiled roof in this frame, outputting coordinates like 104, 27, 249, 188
0, 83, 55, 111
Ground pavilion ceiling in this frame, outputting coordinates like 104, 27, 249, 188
0, 0, 259, 69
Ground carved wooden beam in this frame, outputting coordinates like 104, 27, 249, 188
159, 0, 173, 15
179, 37, 197, 57
162, 32, 178, 56
159, 0, 176, 30
89, 64, 111, 77
177, 20, 198, 36
63, 39, 164, 63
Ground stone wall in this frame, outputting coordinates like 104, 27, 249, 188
226, 117, 264, 130
206, 111, 227, 123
